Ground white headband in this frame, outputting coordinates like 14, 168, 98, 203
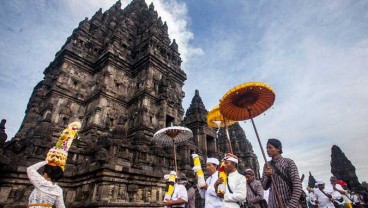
207, 157, 220, 166
224, 156, 238, 164
316, 179, 325, 185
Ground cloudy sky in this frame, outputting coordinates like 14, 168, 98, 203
1, 0, 368, 184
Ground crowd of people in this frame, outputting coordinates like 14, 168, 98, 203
160, 138, 368, 208
306, 177, 368, 208
162, 138, 304, 208
26, 137, 368, 208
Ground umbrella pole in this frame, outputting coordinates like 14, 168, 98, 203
249, 116, 267, 163
248, 110, 285, 208
173, 140, 177, 173
223, 118, 233, 154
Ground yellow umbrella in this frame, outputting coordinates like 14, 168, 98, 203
207, 105, 237, 128
207, 105, 237, 153
220, 82, 285, 208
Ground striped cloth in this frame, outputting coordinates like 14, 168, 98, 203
261, 155, 302, 208
246, 179, 264, 208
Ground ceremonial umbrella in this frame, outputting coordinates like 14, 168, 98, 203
219, 82, 284, 207
219, 81, 275, 162
153, 126, 193, 172
207, 105, 237, 153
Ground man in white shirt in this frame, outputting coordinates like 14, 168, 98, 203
326, 176, 345, 205
313, 179, 341, 208
164, 177, 188, 208
214, 153, 247, 208
307, 186, 317, 207
198, 157, 222, 208
350, 192, 358, 204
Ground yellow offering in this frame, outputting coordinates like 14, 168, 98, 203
46, 121, 81, 171
164, 171, 177, 201
217, 161, 227, 194
191, 154, 206, 188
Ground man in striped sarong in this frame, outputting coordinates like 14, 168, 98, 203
261, 138, 303, 208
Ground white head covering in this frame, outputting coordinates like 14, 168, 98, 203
316, 179, 325, 185
170, 171, 177, 176
223, 156, 238, 164
164, 171, 177, 180
206, 157, 220, 166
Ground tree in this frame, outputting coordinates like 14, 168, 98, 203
362, 181, 368, 190
331, 145, 362, 191
308, 171, 317, 188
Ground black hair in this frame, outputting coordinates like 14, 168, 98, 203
43, 164, 64, 182
267, 138, 283, 154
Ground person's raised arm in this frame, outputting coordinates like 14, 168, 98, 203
27, 161, 48, 188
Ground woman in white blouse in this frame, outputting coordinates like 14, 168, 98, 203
27, 161, 65, 208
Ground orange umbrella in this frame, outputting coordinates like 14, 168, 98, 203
219, 82, 275, 121
219, 82, 275, 161
207, 105, 237, 153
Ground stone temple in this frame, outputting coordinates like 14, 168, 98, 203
0, 0, 259, 207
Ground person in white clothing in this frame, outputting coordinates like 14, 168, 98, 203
198, 157, 222, 208
27, 161, 65, 208
214, 153, 247, 208
313, 179, 341, 208
163, 178, 188, 208
350, 191, 359, 206
327, 176, 345, 205
307, 186, 317, 208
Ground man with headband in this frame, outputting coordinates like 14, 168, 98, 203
198, 157, 222, 208
214, 153, 247, 208
261, 138, 303, 208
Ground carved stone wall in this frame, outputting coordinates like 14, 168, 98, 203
0, 1, 185, 207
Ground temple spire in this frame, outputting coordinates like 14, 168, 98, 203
182, 89, 208, 125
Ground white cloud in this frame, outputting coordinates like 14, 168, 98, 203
182, 0, 368, 182
145, 0, 203, 64
239, 15, 368, 182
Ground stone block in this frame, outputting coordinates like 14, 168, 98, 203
0, 187, 11, 202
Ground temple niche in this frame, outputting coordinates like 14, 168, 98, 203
0, 0, 259, 207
